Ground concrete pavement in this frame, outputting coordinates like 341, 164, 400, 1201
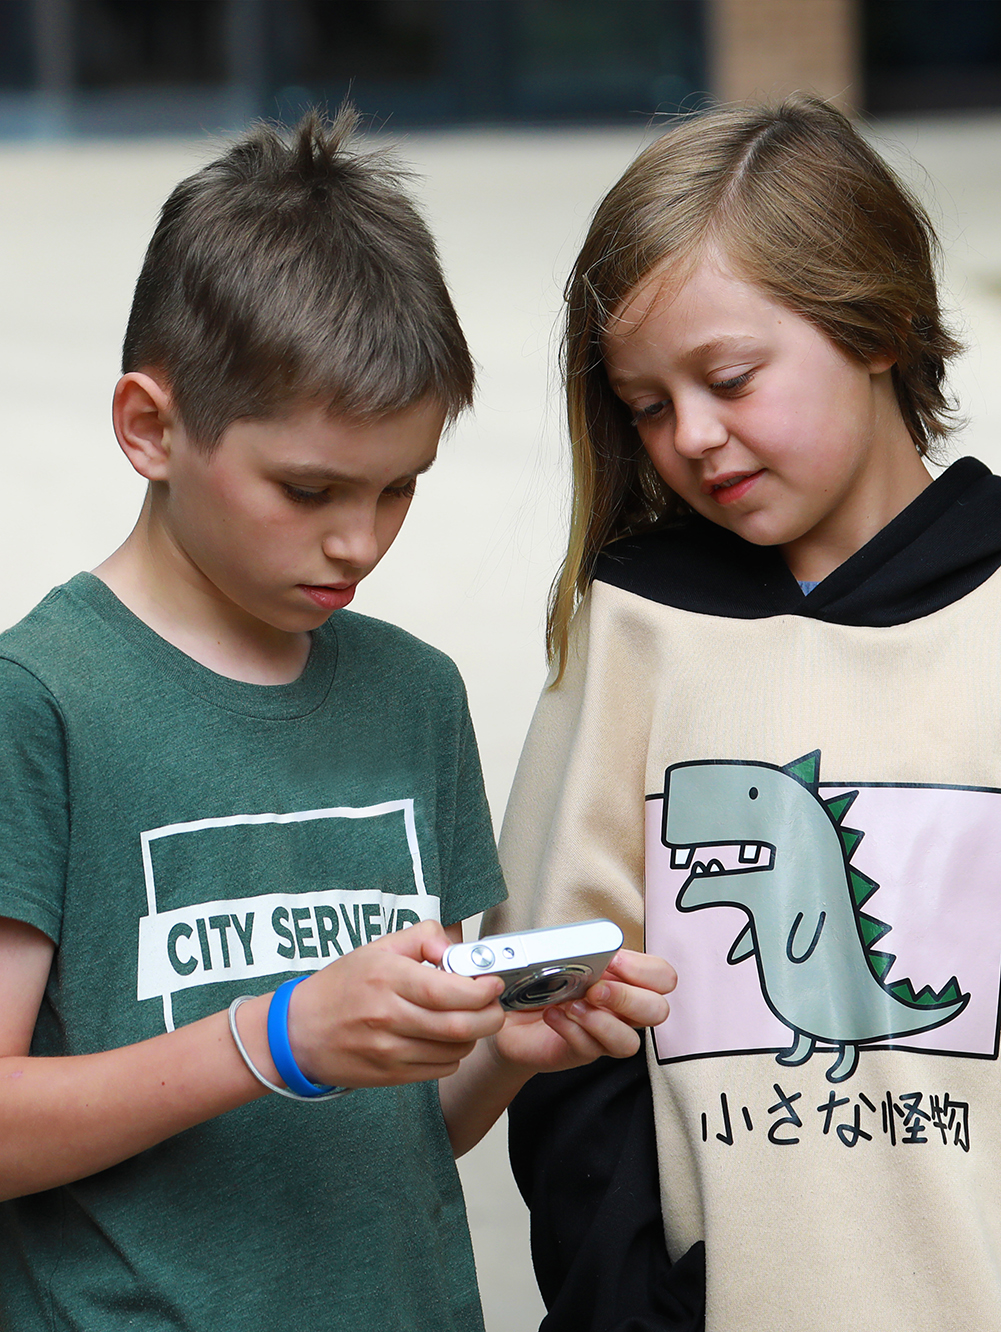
2, 111, 1001, 1331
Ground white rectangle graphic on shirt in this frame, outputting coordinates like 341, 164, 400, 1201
136, 800, 439, 1029
136, 888, 440, 1001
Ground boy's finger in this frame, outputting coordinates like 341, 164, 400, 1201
399, 959, 505, 1012
374, 917, 453, 965
391, 998, 505, 1046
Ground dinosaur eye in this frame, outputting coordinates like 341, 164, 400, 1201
749, 787, 758, 800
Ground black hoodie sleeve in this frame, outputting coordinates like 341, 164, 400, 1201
508, 1045, 706, 1332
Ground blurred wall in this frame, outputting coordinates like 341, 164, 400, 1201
707, 0, 860, 111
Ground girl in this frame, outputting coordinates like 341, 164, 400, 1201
488, 98, 1001, 1332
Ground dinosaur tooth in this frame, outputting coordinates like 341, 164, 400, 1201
739, 842, 762, 863
707, 859, 726, 875
671, 845, 694, 869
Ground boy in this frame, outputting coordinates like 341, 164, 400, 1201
0, 109, 672, 1330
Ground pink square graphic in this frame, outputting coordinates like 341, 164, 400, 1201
646, 783, 1001, 1064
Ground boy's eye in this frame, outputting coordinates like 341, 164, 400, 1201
382, 478, 417, 500
281, 483, 329, 505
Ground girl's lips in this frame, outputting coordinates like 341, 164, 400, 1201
299, 583, 356, 611
703, 470, 763, 506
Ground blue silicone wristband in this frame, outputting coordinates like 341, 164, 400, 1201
267, 976, 337, 1097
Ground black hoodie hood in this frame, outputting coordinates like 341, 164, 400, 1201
595, 457, 1001, 626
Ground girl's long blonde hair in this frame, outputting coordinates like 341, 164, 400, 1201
548, 96, 962, 680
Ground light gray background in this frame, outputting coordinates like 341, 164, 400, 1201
2, 113, 1000, 1330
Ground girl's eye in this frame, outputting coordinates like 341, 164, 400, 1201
628, 400, 671, 427
281, 483, 329, 505
383, 478, 417, 500
710, 371, 753, 393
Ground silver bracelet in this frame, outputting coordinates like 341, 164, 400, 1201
227, 995, 353, 1103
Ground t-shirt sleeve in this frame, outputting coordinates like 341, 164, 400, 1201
438, 672, 507, 927
0, 658, 69, 942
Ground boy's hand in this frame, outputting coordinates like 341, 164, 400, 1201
285, 920, 506, 1089
490, 949, 676, 1074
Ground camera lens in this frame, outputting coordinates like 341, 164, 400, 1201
502, 963, 592, 1011
469, 945, 495, 969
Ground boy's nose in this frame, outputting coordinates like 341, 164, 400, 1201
321, 518, 381, 571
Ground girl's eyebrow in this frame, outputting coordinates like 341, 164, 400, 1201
606, 336, 759, 391
685, 336, 759, 363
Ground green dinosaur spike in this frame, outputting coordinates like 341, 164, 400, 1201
823, 789, 859, 824
869, 950, 895, 980
859, 912, 892, 948
784, 750, 821, 790
839, 825, 864, 859
850, 868, 879, 908
889, 977, 961, 1009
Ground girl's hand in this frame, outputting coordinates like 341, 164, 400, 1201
490, 949, 676, 1074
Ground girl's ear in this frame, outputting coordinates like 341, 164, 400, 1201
112, 372, 178, 482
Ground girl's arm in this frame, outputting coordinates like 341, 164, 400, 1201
0, 915, 504, 1201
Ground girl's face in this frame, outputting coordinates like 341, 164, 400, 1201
602, 253, 930, 581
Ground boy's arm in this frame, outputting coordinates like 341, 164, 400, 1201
438, 930, 674, 1158
0, 916, 504, 1202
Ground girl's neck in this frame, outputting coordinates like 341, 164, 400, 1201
780, 377, 933, 584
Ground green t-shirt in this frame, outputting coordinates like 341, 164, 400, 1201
0, 573, 506, 1332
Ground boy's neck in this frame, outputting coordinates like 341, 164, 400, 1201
94, 498, 313, 687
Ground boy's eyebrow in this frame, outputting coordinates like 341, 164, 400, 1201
277, 456, 438, 484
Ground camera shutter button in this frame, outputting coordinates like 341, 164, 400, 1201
470, 945, 495, 969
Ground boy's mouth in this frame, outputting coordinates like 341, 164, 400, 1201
299, 583, 356, 611
702, 470, 762, 505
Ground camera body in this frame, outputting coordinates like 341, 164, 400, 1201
441, 918, 623, 1010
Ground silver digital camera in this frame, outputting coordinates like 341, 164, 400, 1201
441, 918, 624, 1010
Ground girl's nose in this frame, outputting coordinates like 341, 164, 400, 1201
672, 395, 728, 458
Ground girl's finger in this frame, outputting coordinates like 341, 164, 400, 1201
584, 979, 671, 1028
548, 1002, 642, 1059
604, 949, 677, 994
542, 1004, 611, 1061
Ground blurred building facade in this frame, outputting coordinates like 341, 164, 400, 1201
0, 0, 1000, 137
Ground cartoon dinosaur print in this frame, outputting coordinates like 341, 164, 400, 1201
663, 752, 968, 1082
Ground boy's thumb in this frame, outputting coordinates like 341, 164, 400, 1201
378, 917, 452, 966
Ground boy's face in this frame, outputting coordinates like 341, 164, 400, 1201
156, 397, 445, 633
602, 252, 924, 579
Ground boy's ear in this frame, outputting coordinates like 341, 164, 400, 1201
112, 372, 179, 482
868, 349, 897, 374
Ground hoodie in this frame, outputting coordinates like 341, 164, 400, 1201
494, 458, 1001, 1332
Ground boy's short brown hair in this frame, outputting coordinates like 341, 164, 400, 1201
122, 106, 473, 447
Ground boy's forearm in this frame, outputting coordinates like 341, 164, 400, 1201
438, 1036, 533, 1159
0, 994, 274, 1201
